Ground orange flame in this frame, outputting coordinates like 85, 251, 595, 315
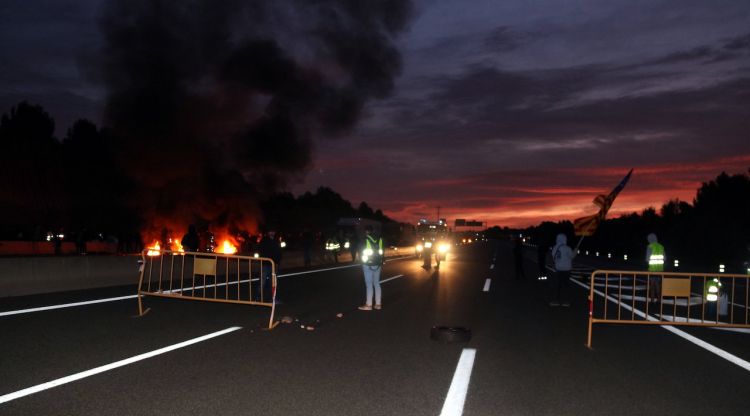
146, 241, 161, 256
217, 239, 237, 254
168, 237, 184, 253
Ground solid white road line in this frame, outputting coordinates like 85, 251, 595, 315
483, 279, 491, 292
280, 263, 360, 277
0, 295, 137, 317
571, 278, 750, 372
380, 274, 404, 284
0, 326, 242, 405
439, 348, 477, 416
1, 257, 416, 317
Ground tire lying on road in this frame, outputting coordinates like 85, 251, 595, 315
430, 326, 471, 343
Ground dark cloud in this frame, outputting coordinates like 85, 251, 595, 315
723, 32, 750, 51
375, 58, 750, 163
94, 0, 413, 236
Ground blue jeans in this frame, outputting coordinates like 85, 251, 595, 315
362, 265, 382, 306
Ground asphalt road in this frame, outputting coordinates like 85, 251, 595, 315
1, 242, 749, 415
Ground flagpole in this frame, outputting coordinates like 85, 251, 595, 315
574, 235, 585, 252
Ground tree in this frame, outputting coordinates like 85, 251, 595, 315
0, 102, 64, 236
690, 171, 750, 268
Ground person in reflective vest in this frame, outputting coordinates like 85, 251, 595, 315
325, 234, 341, 263
358, 225, 384, 311
704, 277, 727, 319
646, 233, 665, 272
704, 277, 722, 302
645, 233, 665, 303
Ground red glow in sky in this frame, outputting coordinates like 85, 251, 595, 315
2, 1, 749, 231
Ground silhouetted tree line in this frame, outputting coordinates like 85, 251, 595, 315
0, 102, 135, 241
261, 187, 409, 245
514, 170, 750, 273
262, 187, 390, 231
0, 102, 399, 247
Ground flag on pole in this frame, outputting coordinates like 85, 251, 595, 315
573, 169, 633, 236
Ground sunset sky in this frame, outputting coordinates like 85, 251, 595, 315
2, 0, 749, 228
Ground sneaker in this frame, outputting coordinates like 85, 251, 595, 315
358, 305, 373, 311
374, 304, 382, 310
549, 301, 560, 307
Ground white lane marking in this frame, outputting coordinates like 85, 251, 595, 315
440, 348, 476, 416
0, 326, 242, 404
0, 295, 138, 317
482, 279, 491, 292
380, 274, 404, 284
1, 257, 416, 317
280, 263, 360, 277
489, 264, 494, 269
654, 315, 750, 333
572, 278, 750, 372
661, 326, 750, 371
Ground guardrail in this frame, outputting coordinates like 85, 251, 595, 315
587, 270, 750, 348
136, 250, 278, 329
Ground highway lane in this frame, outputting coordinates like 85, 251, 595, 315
1, 242, 749, 415
1, 248, 486, 415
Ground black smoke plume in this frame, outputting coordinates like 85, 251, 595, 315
96, 0, 413, 240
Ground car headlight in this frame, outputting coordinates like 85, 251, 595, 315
438, 244, 449, 253
416, 244, 423, 252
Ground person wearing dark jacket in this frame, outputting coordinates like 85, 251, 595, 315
257, 229, 283, 302
181, 224, 200, 252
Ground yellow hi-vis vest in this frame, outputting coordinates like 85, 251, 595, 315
705, 278, 722, 302
362, 236, 383, 265
648, 242, 665, 272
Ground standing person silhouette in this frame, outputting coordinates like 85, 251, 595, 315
550, 233, 575, 307
358, 226, 384, 311
181, 224, 200, 252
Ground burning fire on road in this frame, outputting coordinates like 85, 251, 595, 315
144, 229, 240, 256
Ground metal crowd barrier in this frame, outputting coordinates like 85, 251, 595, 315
136, 250, 278, 329
586, 270, 750, 348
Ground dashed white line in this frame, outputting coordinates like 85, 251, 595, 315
0, 326, 242, 404
482, 279, 491, 292
440, 348, 476, 416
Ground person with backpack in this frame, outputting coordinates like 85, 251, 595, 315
550, 233, 575, 307
358, 225, 384, 311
